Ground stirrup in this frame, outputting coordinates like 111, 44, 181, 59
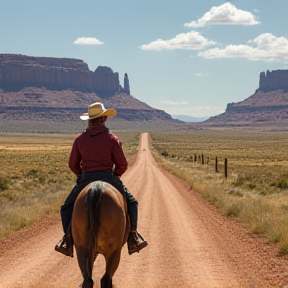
127, 231, 148, 255
55, 237, 74, 257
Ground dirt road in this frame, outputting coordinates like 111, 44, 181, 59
1, 133, 288, 288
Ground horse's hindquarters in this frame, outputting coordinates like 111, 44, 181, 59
97, 191, 128, 253
71, 181, 129, 287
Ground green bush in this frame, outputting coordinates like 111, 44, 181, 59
0, 176, 9, 191
26, 169, 38, 177
225, 203, 241, 217
161, 150, 169, 157
276, 179, 288, 189
247, 183, 256, 189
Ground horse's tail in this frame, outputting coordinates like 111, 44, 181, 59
86, 181, 104, 255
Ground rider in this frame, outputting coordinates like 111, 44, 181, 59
55, 102, 148, 257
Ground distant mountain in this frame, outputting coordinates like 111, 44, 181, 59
0, 53, 175, 127
206, 69, 288, 126
172, 115, 209, 122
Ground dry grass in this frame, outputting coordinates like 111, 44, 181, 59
150, 130, 288, 256
0, 131, 139, 238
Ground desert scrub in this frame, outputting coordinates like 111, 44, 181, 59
0, 176, 9, 191
0, 132, 140, 237
0, 133, 75, 237
115, 131, 140, 163
150, 130, 288, 256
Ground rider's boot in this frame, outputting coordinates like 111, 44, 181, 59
55, 233, 74, 257
127, 230, 148, 255
127, 202, 148, 254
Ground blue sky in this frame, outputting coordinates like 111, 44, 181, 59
1, 0, 288, 118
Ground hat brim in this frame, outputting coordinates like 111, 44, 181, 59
80, 108, 117, 120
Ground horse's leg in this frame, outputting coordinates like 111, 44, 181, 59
75, 246, 94, 288
100, 274, 112, 288
100, 248, 122, 288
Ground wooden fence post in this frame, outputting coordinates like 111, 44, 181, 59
224, 158, 228, 178
215, 157, 218, 172
201, 154, 204, 165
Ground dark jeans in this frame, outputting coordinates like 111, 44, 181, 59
60, 171, 138, 234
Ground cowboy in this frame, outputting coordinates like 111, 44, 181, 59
55, 102, 148, 257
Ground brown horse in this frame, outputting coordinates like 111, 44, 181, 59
71, 181, 130, 288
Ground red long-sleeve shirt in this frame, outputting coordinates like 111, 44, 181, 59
68, 125, 128, 177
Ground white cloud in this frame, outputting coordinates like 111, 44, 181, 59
159, 100, 189, 105
198, 33, 288, 62
140, 31, 216, 51
185, 2, 260, 28
167, 105, 225, 117
74, 37, 104, 45
196, 73, 209, 77
156, 100, 224, 117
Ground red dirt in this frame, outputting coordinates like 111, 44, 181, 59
1, 133, 288, 288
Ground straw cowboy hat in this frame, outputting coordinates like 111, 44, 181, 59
80, 102, 117, 120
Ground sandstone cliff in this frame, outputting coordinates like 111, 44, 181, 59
92, 66, 120, 98
123, 73, 130, 95
258, 70, 288, 93
0, 54, 131, 98
0, 54, 93, 93
0, 53, 176, 131
206, 69, 288, 126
